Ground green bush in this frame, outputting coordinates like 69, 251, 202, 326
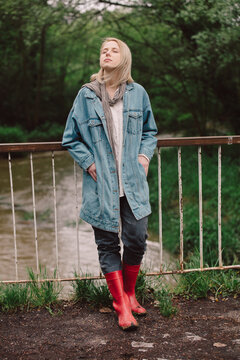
0, 126, 27, 143
27, 122, 64, 142
0, 123, 64, 144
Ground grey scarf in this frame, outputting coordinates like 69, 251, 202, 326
82, 80, 126, 162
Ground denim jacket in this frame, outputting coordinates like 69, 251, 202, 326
62, 82, 158, 232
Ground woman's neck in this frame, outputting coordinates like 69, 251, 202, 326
104, 70, 118, 90
104, 76, 119, 99
105, 83, 118, 99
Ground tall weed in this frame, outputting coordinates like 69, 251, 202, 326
27, 267, 62, 308
72, 273, 111, 308
0, 283, 29, 311
175, 251, 240, 299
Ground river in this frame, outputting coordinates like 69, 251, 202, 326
0, 151, 174, 290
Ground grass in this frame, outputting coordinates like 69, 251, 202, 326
174, 252, 240, 299
0, 266, 62, 312
27, 267, 62, 308
135, 269, 152, 305
72, 272, 112, 308
72, 270, 177, 317
1, 266, 239, 317
0, 283, 29, 312
153, 285, 178, 317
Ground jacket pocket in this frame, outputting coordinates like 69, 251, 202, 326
138, 160, 147, 180
88, 118, 103, 143
127, 111, 143, 134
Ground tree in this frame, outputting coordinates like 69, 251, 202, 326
100, 0, 240, 135
0, 0, 105, 130
1, 0, 239, 136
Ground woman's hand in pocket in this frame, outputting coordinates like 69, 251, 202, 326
138, 155, 149, 176
87, 163, 97, 182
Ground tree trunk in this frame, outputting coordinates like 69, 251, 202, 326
34, 25, 47, 127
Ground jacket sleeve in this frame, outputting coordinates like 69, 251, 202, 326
62, 93, 94, 171
139, 90, 158, 161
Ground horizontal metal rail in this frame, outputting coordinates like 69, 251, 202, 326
0, 135, 239, 285
157, 135, 240, 147
0, 142, 64, 153
2, 264, 240, 285
0, 135, 240, 153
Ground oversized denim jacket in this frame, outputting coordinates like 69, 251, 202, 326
62, 82, 158, 232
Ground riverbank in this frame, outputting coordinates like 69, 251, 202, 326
1, 296, 239, 359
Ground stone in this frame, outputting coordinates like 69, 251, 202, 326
232, 339, 240, 345
185, 332, 206, 341
131, 341, 154, 348
213, 342, 227, 348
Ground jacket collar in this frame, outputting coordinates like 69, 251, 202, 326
84, 82, 134, 99
126, 82, 134, 91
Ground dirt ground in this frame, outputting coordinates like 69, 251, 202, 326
0, 297, 240, 360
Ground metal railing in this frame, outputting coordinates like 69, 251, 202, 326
0, 135, 240, 284
156, 135, 240, 276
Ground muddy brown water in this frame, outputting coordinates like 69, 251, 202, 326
0, 151, 175, 294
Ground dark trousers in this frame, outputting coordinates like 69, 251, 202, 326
92, 196, 148, 275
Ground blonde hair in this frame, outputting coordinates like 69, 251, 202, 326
90, 37, 134, 87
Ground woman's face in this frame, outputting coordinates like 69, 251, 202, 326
100, 41, 121, 72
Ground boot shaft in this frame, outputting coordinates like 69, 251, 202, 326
122, 263, 141, 292
105, 270, 124, 301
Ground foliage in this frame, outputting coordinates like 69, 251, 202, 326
0, 283, 29, 311
72, 273, 112, 308
102, 0, 240, 135
174, 252, 240, 299
148, 146, 240, 266
27, 267, 62, 308
135, 269, 152, 304
153, 285, 178, 317
72, 270, 152, 308
1, 268, 239, 314
27, 122, 65, 142
0, 266, 62, 312
0, 0, 239, 137
0, 126, 27, 143
0, 123, 64, 143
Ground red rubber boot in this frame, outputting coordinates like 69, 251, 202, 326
105, 270, 138, 331
123, 263, 147, 315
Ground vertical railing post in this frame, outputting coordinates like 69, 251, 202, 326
178, 147, 184, 271
158, 147, 163, 272
74, 160, 80, 274
198, 146, 203, 269
8, 152, 18, 280
218, 145, 223, 267
52, 151, 59, 274
30, 153, 39, 273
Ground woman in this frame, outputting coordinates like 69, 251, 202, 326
62, 37, 158, 330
